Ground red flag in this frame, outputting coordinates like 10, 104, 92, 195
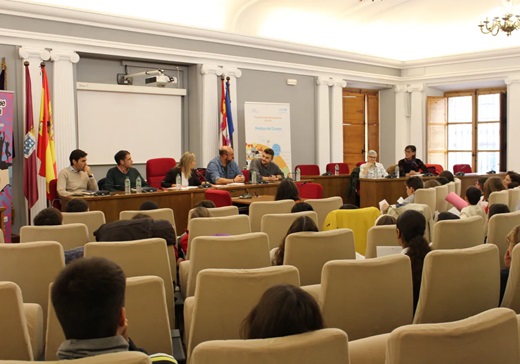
36, 63, 57, 193
23, 62, 38, 208
219, 76, 230, 146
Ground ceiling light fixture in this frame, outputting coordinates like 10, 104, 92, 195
479, 0, 520, 36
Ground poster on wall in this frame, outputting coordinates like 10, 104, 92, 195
244, 102, 292, 177
0, 91, 14, 243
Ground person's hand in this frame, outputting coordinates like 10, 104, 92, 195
409, 170, 418, 176
84, 165, 92, 175
234, 175, 245, 183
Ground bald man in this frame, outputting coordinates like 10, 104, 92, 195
206, 146, 245, 184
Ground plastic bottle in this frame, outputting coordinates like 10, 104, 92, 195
295, 167, 301, 182
395, 165, 400, 178
252, 170, 257, 184
124, 177, 131, 195
176, 173, 182, 190
136, 176, 142, 193
334, 164, 339, 176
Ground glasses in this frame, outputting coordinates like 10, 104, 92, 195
368, 156, 377, 159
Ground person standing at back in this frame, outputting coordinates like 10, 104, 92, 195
105, 150, 148, 191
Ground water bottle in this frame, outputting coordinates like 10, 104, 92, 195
252, 170, 257, 184
334, 164, 339, 176
176, 173, 182, 190
136, 176, 142, 193
395, 165, 400, 178
124, 177, 131, 195
295, 167, 301, 182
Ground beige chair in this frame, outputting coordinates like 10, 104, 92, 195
184, 266, 300, 360
365, 225, 399, 259
387, 203, 434, 242
261, 211, 318, 250
62, 211, 106, 242
249, 200, 294, 232
125, 276, 172, 356
509, 187, 520, 211
187, 215, 251, 258
489, 190, 509, 207
0, 281, 42, 361
0, 351, 152, 364
20, 224, 89, 250
190, 328, 349, 364
434, 184, 449, 213
188, 206, 239, 223
454, 177, 462, 196
501, 244, 520, 313
387, 308, 519, 364
120, 208, 175, 229
179, 232, 271, 298
83, 239, 174, 328
305, 196, 343, 230
349, 333, 390, 364
303, 256, 413, 341
413, 244, 499, 324
431, 216, 484, 250
0, 241, 64, 336
414, 188, 436, 216
487, 210, 520, 269
284, 229, 356, 285
0, 229, 5, 244
445, 182, 456, 209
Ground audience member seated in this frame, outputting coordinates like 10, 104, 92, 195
57, 149, 98, 196
436, 177, 449, 185
51, 257, 177, 363
381, 176, 423, 213
65, 198, 89, 213
439, 170, 455, 183
500, 225, 520, 303
240, 284, 324, 339
105, 150, 149, 192
396, 210, 431, 312
424, 180, 441, 188
272, 216, 319, 265
436, 212, 460, 222
476, 177, 488, 191
139, 200, 159, 210
275, 178, 301, 202
375, 214, 397, 226
291, 202, 314, 213
195, 200, 216, 208
340, 204, 359, 209
460, 186, 486, 220
161, 151, 202, 188
34, 207, 63, 225
179, 206, 210, 260
398, 145, 428, 177
489, 203, 510, 219
205, 146, 245, 185
484, 177, 506, 207
359, 150, 388, 179
504, 171, 520, 189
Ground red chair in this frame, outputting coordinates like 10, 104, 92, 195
294, 164, 320, 176
425, 164, 444, 175
242, 169, 250, 182
356, 161, 366, 167
297, 182, 323, 199
196, 168, 206, 182
326, 163, 350, 175
453, 164, 472, 174
205, 189, 233, 207
146, 158, 176, 188
47, 178, 61, 210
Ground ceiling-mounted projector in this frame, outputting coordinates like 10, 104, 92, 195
117, 69, 177, 87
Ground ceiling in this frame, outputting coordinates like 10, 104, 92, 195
17, 0, 520, 62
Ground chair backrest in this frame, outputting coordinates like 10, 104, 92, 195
249, 200, 294, 232
454, 177, 462, 196
294, 164, 320, 176
323, 207, 381, 255
434, 184, 449, 213
387, 203, 434, 242
62, 211, 106, 242
501, 244, 520, 313
297, 182, 323, 199
508, 187, 520, 211
0, 241, 64, 333
47, 179, 61, 210
261, 211, 318, 250
190, 328, 349, 364
204, 189, 232, 207
365, 225, 400, 259
186, 232, 271, 297
186, 266, 300, 359
320, 256, 413, 341
145, 157, 176, 188
187, 215, 251, 257
83, 238, 174, 328
0, 282, 34, 360
489, 190, 509, 206
487, 210, 520, 269
431, 216, 484, 250
17, 352, 150, 364
413, 244, 500, 324
125, 276, 172, 355
453, 164, 472, 174
387, 308, 519, 364
425, 164, 444, 175
119, 208, 175, 227
305, 197, 343, 230
20, 224, 89, 251
414, 188, 436, 215
326, 163, 350, 175
284, 229, 356, 285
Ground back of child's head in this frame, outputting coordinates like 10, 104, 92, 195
488, 203, 510, 219
465, 186, 482, 205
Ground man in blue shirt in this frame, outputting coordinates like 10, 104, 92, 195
206, 146, 244, 184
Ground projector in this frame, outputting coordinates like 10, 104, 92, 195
145, 74, 177, 87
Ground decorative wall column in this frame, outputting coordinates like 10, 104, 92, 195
220, 67, 242, 163
199, 64, 223, 166
407, 83, 425, 159
506, 75, 520, 171
330, 78, 347, 163
50, 50, 80, 170
315, 77, 332, 170
394, 84, 409, 160
19, 47, 51, 219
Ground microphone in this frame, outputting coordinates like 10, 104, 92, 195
242, 188, 253, 199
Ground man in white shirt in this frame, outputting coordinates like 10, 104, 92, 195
360, 150, 388, 179
57, 149, 98, 196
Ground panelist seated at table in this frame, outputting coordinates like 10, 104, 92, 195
105, 150, 149, 191
206, 145, 245, 185
249, 148, 284, 182
161, 151, 202, 188
57, 149, 99, 196
398, 145, 428, 177
359, 150, 388, 179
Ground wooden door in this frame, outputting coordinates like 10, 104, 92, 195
342, 91, 365, 171
367, 94, 379, 154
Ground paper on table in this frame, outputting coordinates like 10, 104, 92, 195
379, 199, 389, 213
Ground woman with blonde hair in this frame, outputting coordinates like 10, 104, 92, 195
161, 151, 202, 187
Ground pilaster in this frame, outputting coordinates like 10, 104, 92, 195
407, 83, 425, 159
394, 84, 408, 160
315, 77, 332, 171
199, 64, 223, 166
506, 75, 520, 171
330, 78, 347, 163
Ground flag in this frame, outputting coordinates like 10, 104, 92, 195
225, 76, 235, 148
36, 63, 57, 193
0, 58, 5, 90
23, 62, 38, 208
219, 76, 230, 146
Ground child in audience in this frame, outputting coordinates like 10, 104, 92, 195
64, 198, 89, 213
436, 212, 460, 222
488, 203, 510, 219
460, 186, 486, 220
272, 216, 318, 265
275, 178, 301, 202
375, 215, 397, 226
483, 177, 505, 213
402, 176, 424, 205
179, 206, 211, 260
33, 207, 63, 225
241, 284, 324, 339
500, 225, 520, 303
291, 202, 314, 213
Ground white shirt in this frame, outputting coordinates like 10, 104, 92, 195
360, 162, 388, 179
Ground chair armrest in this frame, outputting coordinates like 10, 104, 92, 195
179, 260, 190, 299
23, 303, 44, 360
349, 333, 390, 364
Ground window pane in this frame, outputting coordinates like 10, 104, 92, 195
447, 124, 472, 150
477, 152, 500, 173
448, 152, 472, 173
448, 96, 472, 123
478, 94, 500, 122
477, 123, 500, 150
